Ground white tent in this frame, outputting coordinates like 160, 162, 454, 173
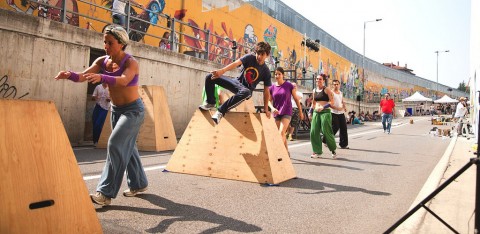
434, 95, 459, 103
402, 91, 433, 102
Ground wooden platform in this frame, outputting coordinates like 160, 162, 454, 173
0, 99, 102, 233
166, 110, 296, 184
97, 85, 177, 151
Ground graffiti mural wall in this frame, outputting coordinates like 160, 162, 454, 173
0, 0, 424, 100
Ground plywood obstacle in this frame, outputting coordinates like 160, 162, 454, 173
97, 85, 177, 151
223, 91, 256, 112
166, 110, 296, 184
0, 99, 102, 233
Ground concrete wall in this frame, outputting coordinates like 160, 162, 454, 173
0, 9, 234, 144
0, 9, 405, 145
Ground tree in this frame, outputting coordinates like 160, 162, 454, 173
457, 81, 469, 92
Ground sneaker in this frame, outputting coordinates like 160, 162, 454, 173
212, 111, 223, 124
387, 131, 391, 134
288, 134, 293, 141
310, 153, 322, 159
199, 103, 215, 111
331, 151, 337, 159
123, 187, 148, 197
340, 146, 349, 149
90, 192, 111, 206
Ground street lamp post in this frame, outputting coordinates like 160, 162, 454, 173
361, 18, 382, 112
434, 50, 450, 98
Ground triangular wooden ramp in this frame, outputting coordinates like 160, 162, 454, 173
98, 85, 177, 151
0, 99, 102, 233
166, 110, 296, 184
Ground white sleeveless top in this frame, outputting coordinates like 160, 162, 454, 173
331, 91, 345, 114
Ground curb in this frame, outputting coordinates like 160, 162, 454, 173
393, 135, 458, 233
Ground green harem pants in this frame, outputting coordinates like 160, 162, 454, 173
310, 109, 337, 154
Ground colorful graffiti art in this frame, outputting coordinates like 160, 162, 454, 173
6, 0, 79, 26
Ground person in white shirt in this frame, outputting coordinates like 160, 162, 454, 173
92, 83, 111, 145
330, 79, 348, 149
454, 97, 468, 136
112, 0, 143, 27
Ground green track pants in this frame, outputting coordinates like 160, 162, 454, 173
310, 109, 337, 154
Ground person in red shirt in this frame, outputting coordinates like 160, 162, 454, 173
379, 93, 395, 134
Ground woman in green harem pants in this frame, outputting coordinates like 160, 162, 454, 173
309, 73, 337, 159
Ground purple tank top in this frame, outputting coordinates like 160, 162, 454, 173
269, 81, 294, 116
102, 53, 139, 86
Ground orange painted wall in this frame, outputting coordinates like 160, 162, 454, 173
1, 0, 436, 101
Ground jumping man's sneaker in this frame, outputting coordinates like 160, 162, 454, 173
90, 192, 111, 206
310, 153, 322, 159
123, 187, 148, 197
331, 151, 337, 159
199, 103, 215, 111
212, 111, 223, 124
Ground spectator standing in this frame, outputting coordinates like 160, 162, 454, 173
286, 85, 303, 141
92, 83, 110, 145
159, 31, 171, 50
112, 0, 143, 27
454, 97, 468, 136
380, 93, 395, 134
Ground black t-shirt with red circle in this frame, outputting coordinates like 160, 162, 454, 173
238, 54, 272, 90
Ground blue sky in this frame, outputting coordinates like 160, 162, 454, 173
280, 0, 471, 89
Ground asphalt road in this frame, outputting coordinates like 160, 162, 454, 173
75, 116, 449, 233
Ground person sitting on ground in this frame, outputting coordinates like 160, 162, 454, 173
372, 110, 379, 121
359, 111, 366, 122
351, 113, 363, 125
347, 111, 356, 124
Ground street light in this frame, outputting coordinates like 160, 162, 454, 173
434, 50, 450, 98
363, 19, 382, 78
361, 18, 382, 112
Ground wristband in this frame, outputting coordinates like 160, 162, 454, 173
309, 108, 313, 114
323, 104, 331, 109
101, 74, 117, 85
68, 71, 80, 82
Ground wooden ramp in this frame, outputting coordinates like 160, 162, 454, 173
98, 85, 177, 151
224, 92, 256, 113
166, 110, 296, 184
0, 99, 102, 234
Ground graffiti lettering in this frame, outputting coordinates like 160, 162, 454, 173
0, 75, 29, 99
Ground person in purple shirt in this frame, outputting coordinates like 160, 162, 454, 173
268, 67, 304, 151
54, 25, 148, 206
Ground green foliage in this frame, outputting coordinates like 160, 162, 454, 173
457, 81, 469, 92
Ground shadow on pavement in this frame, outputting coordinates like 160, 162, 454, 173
96, 194, 262, 233
334, 157, 400, 166
344, 148, 400, 154
279, 177, 391, 196
292, 158, 363, 171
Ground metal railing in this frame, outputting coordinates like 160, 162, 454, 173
20, 0, 298, 70
12, 0, 466, 102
